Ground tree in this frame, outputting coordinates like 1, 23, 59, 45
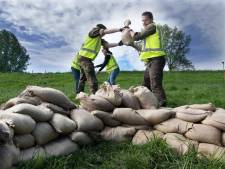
158, 24, 194, 71
0, 30, 30, 72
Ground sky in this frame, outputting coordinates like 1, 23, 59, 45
0, 0, 225, 72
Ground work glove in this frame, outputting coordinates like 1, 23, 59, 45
118, 40, 123, 46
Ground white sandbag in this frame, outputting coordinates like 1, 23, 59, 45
137, 109, 172, 125
120, 89, 140, 110
154, 118, 193, 134
50, 113, 76, 134
185, 124, 221, 146
132, 130, 164, 145
71, 108, 104, 131
188, 103, 216, 112
172, 105, 188, 113
100, 126, 136, 142
91, 110, 121, 127
44, 138, 79, 157
0, 119, 14, 144
20, 147, 46, 162
130, 86, 158, 109
40, 102, 70, 116
198, 143, 225, 160
70, 131, 93, 145
113, 108, 148, 125
5, 103, 53, 122
13, 134, 35, 149
222, 132, 225, 146
176, 108, 208, 122
32, 122, 59, 145
0, 112, 36, 134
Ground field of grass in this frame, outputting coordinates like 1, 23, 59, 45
0, 71, 225, 169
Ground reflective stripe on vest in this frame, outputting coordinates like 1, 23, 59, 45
106, 55, 119, 73
71, 54, 80, 70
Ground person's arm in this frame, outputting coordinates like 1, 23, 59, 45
130, 41, 142, 52
102, 39, 123, 48
131, 23, 156, 41
98, 54, 111, 72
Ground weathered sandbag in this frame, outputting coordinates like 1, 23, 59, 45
172, 105, 188, 113
0, 112, 36, 134
95, 83, 122, 106
130, 86, 158, 109
188, 103, 216, 112
5, 103, 53, 122
198, 143, 225, 160
122, 124, 151, 130
132, 130, 164, 145
77, 92, 114, 112
50, 113, 76, 134
185, 124, 221, 146
91, 110, 121, 127
113, 108, 148, 125
0, 119, 14, 144
222, 132, 225, 146
13, 134, 35, 149
154, 118, 193, 134
100, 126, 136, 142
20, 147, 46, 162
70, 131, 93, 145
71, 108, 104, 131
32, 122, 59, 145
20, 86, 76, 110
163, 133, 198, 155
176, 108, 208, 122
137, 109, 172, 125
202, 109, 225, 131
44, 138, 79, 157
120, 89, 140, 109
121, 28, 133, 46
41, 102, 70, 116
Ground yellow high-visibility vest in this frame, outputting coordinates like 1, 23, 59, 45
106, 55, 119, 73
71, 54, 80, 70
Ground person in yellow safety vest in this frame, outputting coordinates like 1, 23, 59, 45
71, 53, 81, 94
130, 11, 167, 107
95, 48, 120, 85
78, 24, 124, 94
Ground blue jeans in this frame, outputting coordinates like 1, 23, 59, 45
71, 67, 80, 93
108, 67, 120, 85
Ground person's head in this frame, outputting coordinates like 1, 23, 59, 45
142, 11, 153, 27
96, 24, 107, 30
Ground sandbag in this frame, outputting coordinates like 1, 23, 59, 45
41, 102, 70, 116
154, 118, 193, 134
185, 124, 221, 146
5, 103, 53, 122
130, 86, 158, 109
50, 113, 76, 134
176, 108, 208, 122
20, 147, 46, 162
121, 28, 133, 46
71, 108, 104, 131
172, 105, 188, 113
32, 122, 59, 145
188, 103, 216, 112
0, 120, 14, 144
0, 112, 36, 134
113, 108, 148, 125
13, 134, 35, 149
137, 109, 172, 125
132, 130, 164, 145
100, 126, 136, 142
198, 143, 225, 160
70, 131, 93, 145
120, 89, 140, 110
91, 110, 121, 127
122, 124, 151, 130
223, 132, 225, 146
44, 138, 79, 157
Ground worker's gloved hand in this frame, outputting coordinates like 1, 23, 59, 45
118, 40, 123, 46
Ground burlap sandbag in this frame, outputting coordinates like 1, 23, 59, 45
13, 134, 35, 149
172, 105, 188, 113
41, 102, 69, 116
121, 28, 133, 46
71, 108, 104, 131
122, 124, 151, 130
222, 132, 225, 146
91, 110, 121, 127
0, 120, 14, 144
20, 147, 46, 162
188, 103, 216, 112
32, 122, 59, 145
137, 109, 172, 125
198, 143, 225, 160
185, 124, 221, 146
132, 130, 164, 145
44, 138, 79, 157
176, 108, 208, 122
120, 89, 140, 110
50, 113, 76, 134
70, 131, 93, 145
154, 118, 193, 134
113, 108, 148, 125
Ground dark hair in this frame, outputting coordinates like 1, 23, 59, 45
142, 11, 153, 20
96, 24, 107, 30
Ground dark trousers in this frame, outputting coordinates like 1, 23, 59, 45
71, 67, 80, 94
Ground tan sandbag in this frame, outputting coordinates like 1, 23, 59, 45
202, 108, 225, 131
154, 118, 193, 134
121, 28, 133, 46
41, 102, 69, 116
188, 103, 216, 112
176, 108, 208, 122
130, 86, 158, 109
5, 103, 53, 122
50, 113, 76, 134
71, 108, 104, 131
100, 126, 136, 142
91, 110, 121, 127
198, 143, 225, 160
172, 105, 188, 113
20, 147, 46, 162
70, 131, 93, 145
122, 124, 151, 130
0, 112, 36, 134
185, 124, 221, 146
137, 109, 172, 125
113, 108, 148, 125
132, 130, 164, 145
222, 132, 225, 146
0, 119, 14, 144
13, 134, 35, 149
120, 89, 141, 109
163, 133, 198, 155
32, 122, 59, 145
44, 138, 79, 157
